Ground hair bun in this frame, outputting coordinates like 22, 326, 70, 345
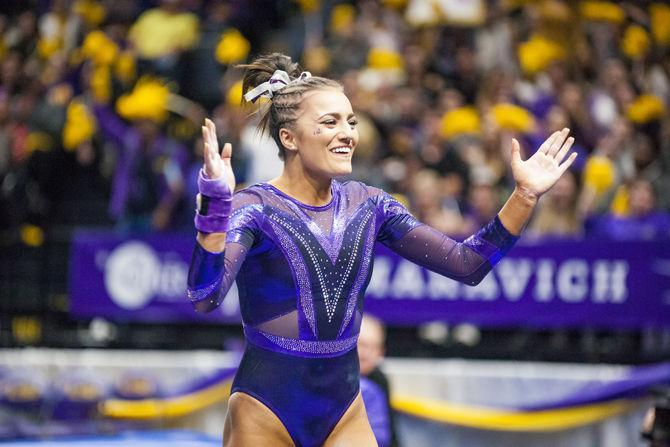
239, 53, 302, 95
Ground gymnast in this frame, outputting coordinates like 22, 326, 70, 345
187, 53, 577, 447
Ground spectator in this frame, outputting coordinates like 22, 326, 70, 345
527, 169, 583, 239
358, 314, 399, 447
591, 178, 670, 240
93, 97, 188, 233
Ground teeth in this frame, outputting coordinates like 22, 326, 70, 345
330, 147, 351, 154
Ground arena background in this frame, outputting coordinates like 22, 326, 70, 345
1, 0, 669, 445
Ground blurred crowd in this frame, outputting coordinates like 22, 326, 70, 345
0, 0, 669, 243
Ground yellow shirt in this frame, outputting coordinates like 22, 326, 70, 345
129, 9, 199, 59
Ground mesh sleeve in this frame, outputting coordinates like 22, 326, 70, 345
387, 217, 519, 286
368, 187, 518, 286
186, 189, 263, 312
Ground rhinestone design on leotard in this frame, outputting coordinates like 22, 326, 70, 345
338, 209, 376, 336
260, 328, 357, 355
267, 218, 317, 335
268, 206, 374, 326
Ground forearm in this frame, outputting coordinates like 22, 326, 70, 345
196, 232, 227, 253
187, 241, 227, 313
387, 218, 518, 286
497, 186, 539, 236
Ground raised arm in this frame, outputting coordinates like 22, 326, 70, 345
187, 118, 242, 313
498, 128, 576, 234
379, 129, 576, 285
92, 104, 133, 149
382, 214, 517, 286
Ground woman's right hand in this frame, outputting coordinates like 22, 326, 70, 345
202, 118, 236, 193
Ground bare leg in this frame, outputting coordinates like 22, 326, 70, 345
324, 393, 378, 447
223, 391, 295, 447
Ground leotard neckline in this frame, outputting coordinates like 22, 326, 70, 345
259, 181, 338, 211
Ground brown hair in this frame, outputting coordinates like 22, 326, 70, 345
238, 53, 342, 159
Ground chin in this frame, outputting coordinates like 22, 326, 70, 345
331, 164, 353, 177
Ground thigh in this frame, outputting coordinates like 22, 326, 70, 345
223, 391, 295, 447
323, 393, 378, 447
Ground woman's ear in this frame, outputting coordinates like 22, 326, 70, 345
279, 127, 298, 153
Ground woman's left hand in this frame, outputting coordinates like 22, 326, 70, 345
511, 128, 577, 199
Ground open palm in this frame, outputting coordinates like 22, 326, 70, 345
511, 128, 577, 198
202, 118, 236, 193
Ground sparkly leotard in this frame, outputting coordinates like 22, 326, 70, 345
187, 180, 517, 447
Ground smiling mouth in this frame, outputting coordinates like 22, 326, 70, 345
329, 146, 353, 155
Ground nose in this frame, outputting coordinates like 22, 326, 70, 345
337, 123, 354, 143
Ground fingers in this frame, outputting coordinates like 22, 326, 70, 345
511, 138, 522, 168
221, 142, 232, 163
547, 128, 570, 157
205, 118, 218, 153
538, 130, 560, 154
558, 152, 578, 175
554, 136, 575, 162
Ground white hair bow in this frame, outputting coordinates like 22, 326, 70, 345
243, 70, 312, 103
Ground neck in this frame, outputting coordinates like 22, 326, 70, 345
269, 157, 333, 206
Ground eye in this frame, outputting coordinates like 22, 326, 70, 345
322, 120, 337, 126
349, 119, 358, 127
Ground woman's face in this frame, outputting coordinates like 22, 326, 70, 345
283, 88, 359, 179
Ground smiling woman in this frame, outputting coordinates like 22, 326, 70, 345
185, 53, 577, 447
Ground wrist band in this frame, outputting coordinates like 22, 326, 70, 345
194, 169, 232, 233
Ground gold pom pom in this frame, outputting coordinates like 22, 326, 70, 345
583, 155, 615, 194
517, 35, 566, 75
492, 103, 535, 133
440, 107, 481, 139
215, 28, 251, 65
116, 77, 171, 123
63, 100, 97, 150
73, 0, 106, 27
367, 48, 404, 70
226, 80, 244, 107
20, 224, 45, 247
627, 94, 666, 124
81, 30, 119, 66
650, 3, 670, 46
579, 2, 625, 24
114, 51, 137, 84
330, 4, 356, 34
621, 25, 651, 59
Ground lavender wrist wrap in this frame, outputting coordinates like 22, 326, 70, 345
194, 169, 232, 233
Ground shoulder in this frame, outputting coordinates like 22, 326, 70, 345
233, 184, 265, 201
229, 185, 267, 230
337, 180, 388, 202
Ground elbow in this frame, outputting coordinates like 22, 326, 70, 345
187, 286, 222, 313
464, 275, 483, 287
191, 297, 220, 313
462, 266, 492, 286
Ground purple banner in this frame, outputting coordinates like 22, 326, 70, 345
69, 231, 670, 329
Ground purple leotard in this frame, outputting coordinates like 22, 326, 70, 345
187, 180, 517, 446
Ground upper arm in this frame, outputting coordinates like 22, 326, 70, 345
368, 186, 422, 245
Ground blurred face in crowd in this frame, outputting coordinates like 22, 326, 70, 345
358, 315, 385, 376
546, 170, 577, 210
136, 119, 160, 144
545, 106, 568, 133
280, 88, 359, 179
629, 179, 655, 216
469, 183, 498, 219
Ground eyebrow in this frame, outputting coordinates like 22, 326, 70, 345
316, 112, 357, 120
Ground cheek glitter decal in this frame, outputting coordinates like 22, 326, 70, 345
313, 128, 322, 135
